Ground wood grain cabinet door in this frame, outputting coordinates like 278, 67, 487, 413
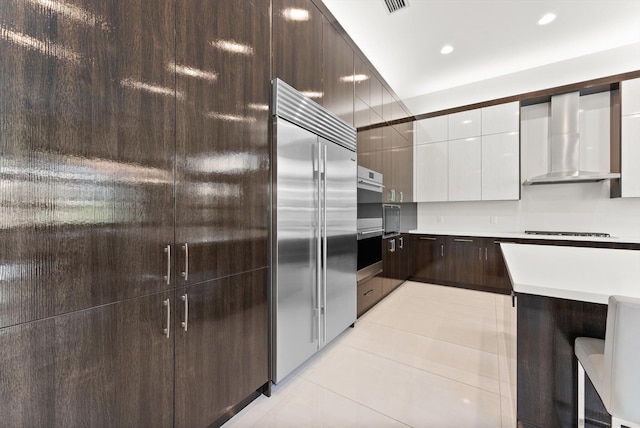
173, 269, 269, 428
0, 291, 174, 427
449, 237, 484, 287
323, 20, 354, 125
482, 239, 512, 294
0, 0, 176, 327
175, 0, 270, 286
272, 0, 324, 102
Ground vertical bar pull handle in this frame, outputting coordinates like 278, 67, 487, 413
181, 294, 189, 332
479, 247, 482, 260
322, 144, 327, 344
399, 191, 403, 203
441, 244, 444, 257
163, 298, 170, 338
316, 141, 322, 343
399, 236, 404, 249
485, 248, 488, 261
164, 245, 171, 285
181, 243, 189, 281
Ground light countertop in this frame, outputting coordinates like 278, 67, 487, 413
408, 229, 640, 245
500, 242, 640, 304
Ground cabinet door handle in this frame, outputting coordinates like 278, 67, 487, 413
454, 238, 474, 242
399, 237, 404, 249
485, 248, 488, 261
163, 298, 170, 339
440, 244, 444, 257
181, 294, 189, 332
390, 239, 396, 253
181, 243, 189, 281
364, 289, 374, 296
420, 237, 436, 241
479, 247, 482, 260
164, 245, 171, 285
399, 191, 403, 202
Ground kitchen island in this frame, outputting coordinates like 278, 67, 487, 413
500, 243, 640, 428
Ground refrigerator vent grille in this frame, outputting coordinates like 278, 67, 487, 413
273, 79, 356, 152
383, 0, 408, 13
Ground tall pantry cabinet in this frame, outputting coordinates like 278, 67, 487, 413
0, 0, 269, 426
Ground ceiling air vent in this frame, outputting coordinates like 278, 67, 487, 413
383, 0, 408, 14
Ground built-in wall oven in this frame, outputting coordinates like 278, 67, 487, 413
357, 166, 383, 282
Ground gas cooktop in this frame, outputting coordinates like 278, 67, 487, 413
524, 230, 611, 238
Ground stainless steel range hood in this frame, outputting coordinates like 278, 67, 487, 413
523, 92, 620, 185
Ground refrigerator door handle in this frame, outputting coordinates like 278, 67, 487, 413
316, 140, 323, 345
322, 143, 328, 344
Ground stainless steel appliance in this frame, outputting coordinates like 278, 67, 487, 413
271, 79, 357, 384
382, 204, 401, 238
357, 166, 384, 283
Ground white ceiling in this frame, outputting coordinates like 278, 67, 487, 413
322, 0, 640, 115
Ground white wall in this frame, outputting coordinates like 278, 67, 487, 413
416, 92, 640, 239
404, 43, 640, 115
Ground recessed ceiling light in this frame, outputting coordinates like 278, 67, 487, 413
440, 45, 454, 55
282, 8, 310, 21
538, 13, 556, 26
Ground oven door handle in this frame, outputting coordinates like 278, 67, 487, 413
357, 178, 385, 189
358, 229, 384, 236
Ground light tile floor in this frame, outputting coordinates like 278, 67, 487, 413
224, 281, 517, 428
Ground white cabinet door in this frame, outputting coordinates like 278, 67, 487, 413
622, 114, 640, 197
415, 142, 448, 202
482, 101, 519, 135
415, 116, 448, 144
448, 137, 481, 201
622, 77, 640, 116
448, 109, 481, 140
482, 132, 520, 200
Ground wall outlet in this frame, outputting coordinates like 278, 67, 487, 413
490, 216, 498, 224
437, 216, 444, 223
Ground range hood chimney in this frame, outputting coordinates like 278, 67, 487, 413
522, 91, 620, 185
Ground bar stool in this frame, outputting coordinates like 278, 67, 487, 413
575, 295, 640, 428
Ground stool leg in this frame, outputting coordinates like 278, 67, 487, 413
578, 361, 585, 428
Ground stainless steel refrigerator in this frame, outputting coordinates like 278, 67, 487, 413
271, 79, 357, 383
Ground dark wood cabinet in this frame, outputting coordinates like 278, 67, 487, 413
448, 237, 484, 286
357, 275, 383, 317
323, 20, 354, 125
483, 239, 512, 293
411, 234, 511, 295
1, 0, 270, 426
175, 0, 270, 286
354, 55, 371, 107
0, 0, 175, 328
370, 75, 384, 119
272, 0, 324, 104
0, 291, 174, 427
174, 269, 269, 428
412, 235, 448, 282
381, 234, 410, 296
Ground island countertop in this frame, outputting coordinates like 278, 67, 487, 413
408, 229, 640, 245
500, 242, 640, 304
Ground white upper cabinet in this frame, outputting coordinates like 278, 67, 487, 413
621, 114, 640, 197
415, 141, 448, 202
481, 101, 519, 135
448, 109, 481, 140
413, 101, 520, 202
481, 132, 520, 200
621, 77, 640, 198
448, 137, 481, 201
415, 116, 448, 144
622, 77, 640, 116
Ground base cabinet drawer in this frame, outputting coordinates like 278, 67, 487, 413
357, 276, 383, 317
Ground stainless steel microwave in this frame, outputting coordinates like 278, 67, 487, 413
382, 204, 400, 238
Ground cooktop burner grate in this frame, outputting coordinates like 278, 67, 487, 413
524, 230, 611, 238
